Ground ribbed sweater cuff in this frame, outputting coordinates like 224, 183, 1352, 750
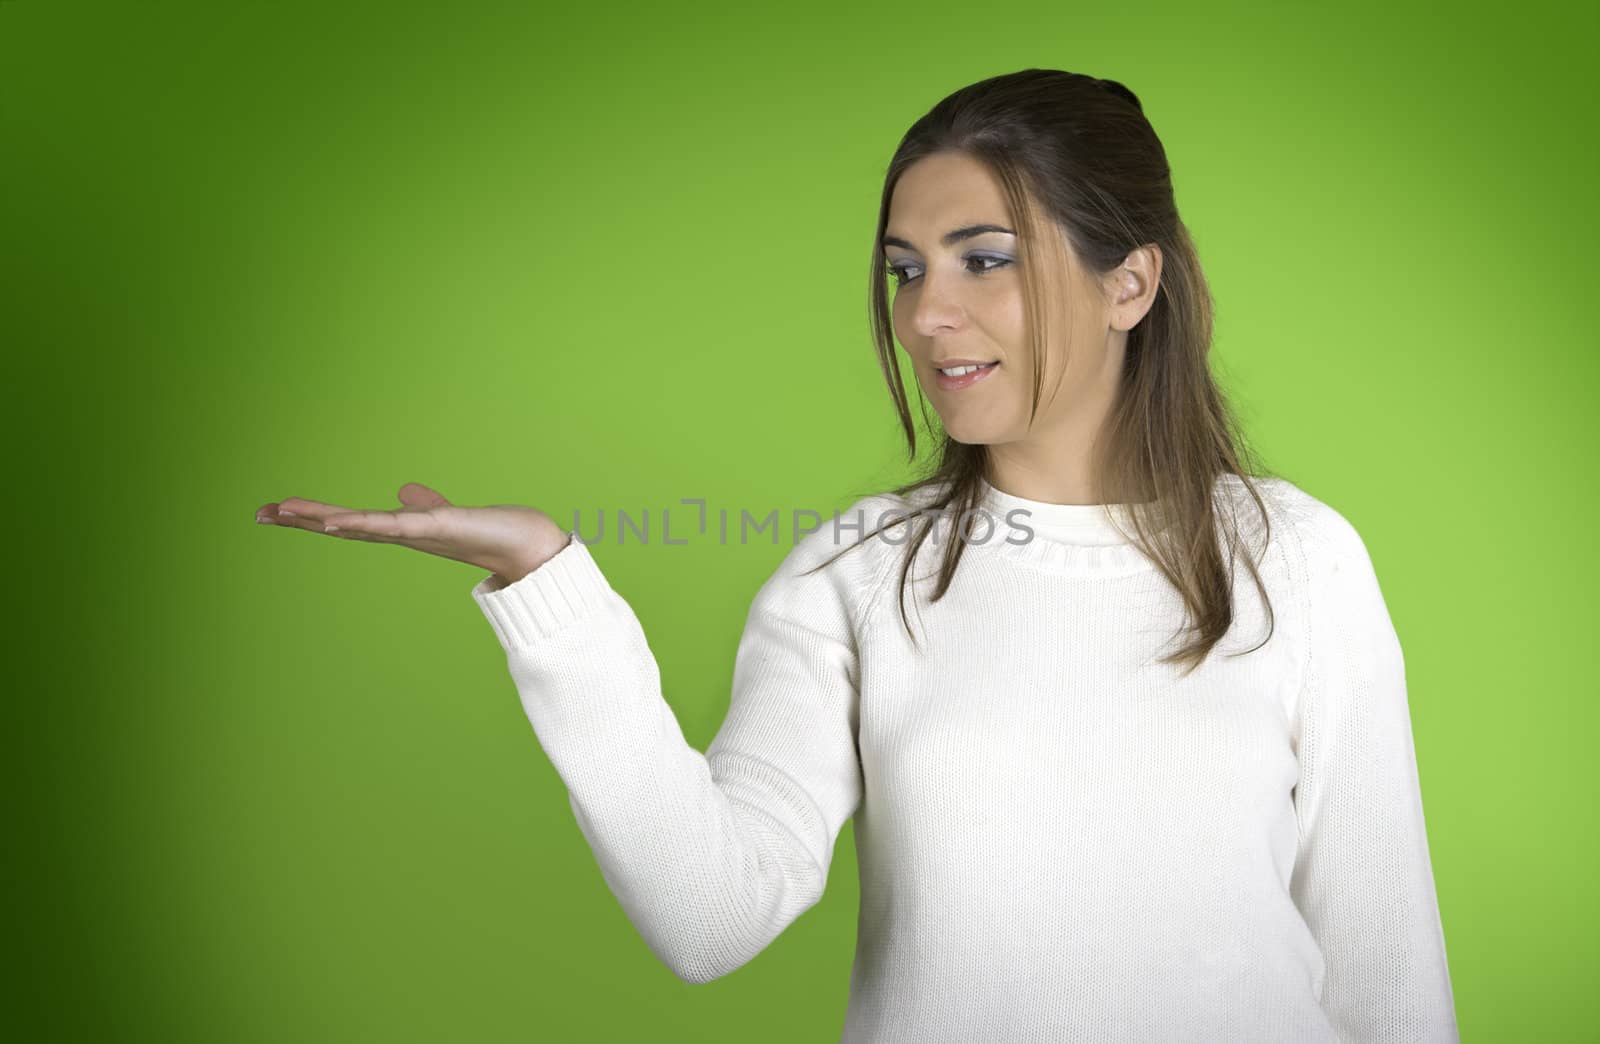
470, 533, 614, 648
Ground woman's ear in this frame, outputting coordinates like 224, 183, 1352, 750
1108, 244, 1162, 331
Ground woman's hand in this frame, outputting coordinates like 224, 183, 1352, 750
255, 481, 570, 585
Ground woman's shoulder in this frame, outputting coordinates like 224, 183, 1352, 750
1214, 472, 1377, 578
748, 488, 916, 627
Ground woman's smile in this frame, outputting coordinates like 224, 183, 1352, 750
934, 361, 1000, 391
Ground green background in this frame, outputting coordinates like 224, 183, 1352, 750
5, 2, 1594, 1040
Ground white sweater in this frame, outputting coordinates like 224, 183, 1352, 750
470, 474, 1458, 1043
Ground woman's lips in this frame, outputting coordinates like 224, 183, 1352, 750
935, 361, 999, 391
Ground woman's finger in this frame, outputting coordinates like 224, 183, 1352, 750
259, 497, 369, 533
321, 509, 440, 542
397, 482, 452, 509
274, 496, 360, 520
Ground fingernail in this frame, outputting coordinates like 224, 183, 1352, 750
256, 516, 272, 524
324, 524, 340, 533
278, 509, 297, 517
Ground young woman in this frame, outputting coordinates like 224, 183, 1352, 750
256, 69, 1458, 1043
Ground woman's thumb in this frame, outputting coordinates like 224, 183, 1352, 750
397, 482, 453, 509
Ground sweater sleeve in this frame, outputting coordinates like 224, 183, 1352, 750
1288, 505, 1459, 1043
469, 523, 878, 985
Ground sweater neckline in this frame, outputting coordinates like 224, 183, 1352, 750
967, 476, 1157, 577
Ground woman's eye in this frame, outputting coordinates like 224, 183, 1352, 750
886, 255, 1012, 288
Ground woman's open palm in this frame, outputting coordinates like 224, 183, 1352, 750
255, 481, 570, 583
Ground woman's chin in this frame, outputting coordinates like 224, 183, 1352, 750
938, 421, 1004, 446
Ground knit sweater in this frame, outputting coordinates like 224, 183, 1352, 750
470, 474, 1458, 1043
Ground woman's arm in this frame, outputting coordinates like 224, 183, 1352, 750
472, 516, 884, 984
1288, 503, 1459, 1043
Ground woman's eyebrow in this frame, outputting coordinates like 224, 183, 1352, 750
881, 224, 1016, 252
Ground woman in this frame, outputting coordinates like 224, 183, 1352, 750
256, 69, 1459, 1043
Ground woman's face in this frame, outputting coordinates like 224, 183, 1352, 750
882, 151, 1134, 454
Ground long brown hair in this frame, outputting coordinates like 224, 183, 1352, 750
812, 68, 1282, 677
